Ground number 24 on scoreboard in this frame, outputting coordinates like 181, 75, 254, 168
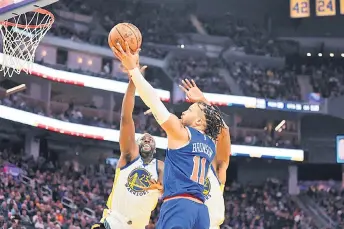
290, 0, 310, 18
316, 0, 336, 16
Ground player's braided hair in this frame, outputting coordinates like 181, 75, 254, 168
197, 102, 225, 141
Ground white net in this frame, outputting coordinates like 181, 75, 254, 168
0, 9, 54, 77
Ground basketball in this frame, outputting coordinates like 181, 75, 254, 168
108, 23, 142, 53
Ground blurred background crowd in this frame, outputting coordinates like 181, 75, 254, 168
2, 146, 342, 229
1, 0, 344, 228
42, 0, 344, 101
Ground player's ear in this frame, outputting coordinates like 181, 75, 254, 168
195, 118, 203, 127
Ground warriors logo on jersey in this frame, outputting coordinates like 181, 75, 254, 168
125, 167, 151, 196
203, 177, 212, 200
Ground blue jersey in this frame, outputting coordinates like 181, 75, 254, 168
162, 127, 216, 202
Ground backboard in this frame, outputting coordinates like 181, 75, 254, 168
0, 0, 58, 21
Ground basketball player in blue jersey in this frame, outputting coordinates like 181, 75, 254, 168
92, 64, 164, 229
145, 79, 232, 229
180, 79, 231, 229
113, 42, 225, 229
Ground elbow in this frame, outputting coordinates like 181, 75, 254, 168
217, 160, 229, 171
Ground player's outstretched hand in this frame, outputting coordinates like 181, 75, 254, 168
179, 79, 207, 104
112, 41, 140, 71
143, 179, 163, 192
91, 223, 105, 229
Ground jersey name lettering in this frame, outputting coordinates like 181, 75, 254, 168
192, 142, 214, 158
125, 183, 148, 196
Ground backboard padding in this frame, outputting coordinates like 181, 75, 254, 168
0, 0, 58, 21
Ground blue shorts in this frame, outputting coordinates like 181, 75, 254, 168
156, 198, 210, 229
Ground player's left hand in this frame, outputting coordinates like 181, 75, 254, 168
91, 223, 105, 229
112, 41, 140, 71
143, 179, 163, 191
179, 79, 208, 104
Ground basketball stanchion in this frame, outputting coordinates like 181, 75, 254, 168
5, 84, 26, 96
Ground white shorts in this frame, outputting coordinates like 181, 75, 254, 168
209, 226, 220, 229
103, 211, 145, 229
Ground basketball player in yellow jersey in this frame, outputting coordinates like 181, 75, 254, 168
92, 64, 164, 229
180, 79, 231, 229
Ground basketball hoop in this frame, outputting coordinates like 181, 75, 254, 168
0, 8, 54, 77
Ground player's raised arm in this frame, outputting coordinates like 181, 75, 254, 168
113, 42, 189, 144
180, 79, 231, 185
119, 65, 146, 159
214, 122, 231, 185
119, 80, 137, 157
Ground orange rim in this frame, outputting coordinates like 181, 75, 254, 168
0, 8, 54, 29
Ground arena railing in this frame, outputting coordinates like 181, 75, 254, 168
0, 104, 304, 161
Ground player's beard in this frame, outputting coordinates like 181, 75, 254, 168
139, 144, 154, 159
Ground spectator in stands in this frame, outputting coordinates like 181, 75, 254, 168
1, 145, 313, 229
227, 61, 301, 100
168, 56, 231, 94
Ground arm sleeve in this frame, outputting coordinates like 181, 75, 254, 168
128, 68, 171, 125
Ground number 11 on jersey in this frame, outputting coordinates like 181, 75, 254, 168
190, 156, 207, 185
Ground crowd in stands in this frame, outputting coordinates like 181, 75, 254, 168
200, 14, 299, 57
220, 179, 312, 229
45, 0, 307, 99
61, 0, 194, 46
300, 63, 344, 99
43, 0, 312, 101
226, 61, 301, 101
1, 144, 314, 229
147, 179, 312, 229
168, 56, 231, 94
0, 147, 110, 229
39, 0, 344, 103
53, 0, 296, 58
306, 183, 344, 228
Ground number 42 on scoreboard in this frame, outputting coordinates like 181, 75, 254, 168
290, 0, 310, 18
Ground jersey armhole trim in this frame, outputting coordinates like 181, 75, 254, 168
156, 159, 159, 176
167, 126, 192, 151
119, 156, 140, 170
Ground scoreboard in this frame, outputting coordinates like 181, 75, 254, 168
290, 0, 343, 18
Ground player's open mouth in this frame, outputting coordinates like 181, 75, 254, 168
143, 144, 151, 151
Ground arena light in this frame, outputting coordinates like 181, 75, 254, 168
0, 105, 305, 161
180, 44, 185, 49
77, 57, 83, 64
318, 53, 322, 57
341, 53, 344, 57
330, 53, 334, 57
306, 53, 311, 56
41, 50, 47, 57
